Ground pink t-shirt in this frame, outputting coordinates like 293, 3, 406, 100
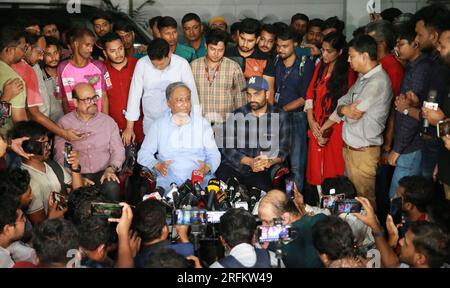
56, 59, 112, 111
11, 60, 42, 108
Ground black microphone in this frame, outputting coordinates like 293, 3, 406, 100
206, 190, 217, 211
422, 90, 437, 135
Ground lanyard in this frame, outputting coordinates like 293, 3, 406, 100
205, 60, 222, 86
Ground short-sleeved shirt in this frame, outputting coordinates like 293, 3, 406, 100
56, 59, 112, 111
11, 60, 43, 108
225, 47, 275, 79
175, 43, 197, 63
22, 162, 71, 214
0, 60, 26, 136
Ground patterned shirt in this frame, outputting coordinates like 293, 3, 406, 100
56, 59, 112, 112
191, 57, 246, 123
219, 104, 290, 175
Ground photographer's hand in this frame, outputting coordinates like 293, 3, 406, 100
175, 225, 190, 243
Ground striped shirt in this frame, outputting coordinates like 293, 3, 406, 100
191, 57, 246, 123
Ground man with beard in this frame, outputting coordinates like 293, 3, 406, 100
191, 29, 246, 124
258, 24, 277, 59
290, 13, 309, 42
101, 32, 144, 145
115, 22, 146, 60
216, 76, 290, 192
274, 28, 314, 192
54, 83, 125, 202
158, 16, 197, 63
225, 18, 276, 104
91, 12, 114, 60
42, 37, 64, 122
12, 33, 78, 142
182, 13, 207, 58
57, 28, 111, 115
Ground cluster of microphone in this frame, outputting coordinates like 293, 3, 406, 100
142, 170, 266, 214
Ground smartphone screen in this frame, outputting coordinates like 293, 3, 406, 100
91, 202, 122, 219
285, 179, 294, 198
258, 225, 292, 242
390, 197, 403, 225
175, 209, 207, 225
333, 200, 362, 214
206, 211, 226, 224
320, 193, 345, 209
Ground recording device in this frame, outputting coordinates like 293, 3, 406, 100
0, 101, 12, 119
285, 178, 294, 198
191, 170, 204, 185
64, 142, 72, 168
22, 139, 44, 156
332, 199, 362, 214
206, 211, 226, 224
320, 193, 346, 209
91, 202, 123, 219
390, 197, 403, 226
207, 179, 221, 193
437, 120, 450, 138
52, 191, 69, 210
174, 209, 207, 225
422, 90, 438, 135
166, 183, 179, 204
257, 225, 293, 242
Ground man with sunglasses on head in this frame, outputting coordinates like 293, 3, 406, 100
54, 83, 125, 203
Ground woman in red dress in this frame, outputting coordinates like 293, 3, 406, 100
305, 32, 356, 186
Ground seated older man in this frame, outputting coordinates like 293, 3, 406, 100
54, 83, 125, 201
138, 82, 220, 191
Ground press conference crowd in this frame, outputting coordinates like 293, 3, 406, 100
0, 3, 449, 268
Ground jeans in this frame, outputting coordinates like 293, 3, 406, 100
289, 111, 307, 192
389, 150, 422, 198
83, 170, 121, 202
421, 138, 440, 180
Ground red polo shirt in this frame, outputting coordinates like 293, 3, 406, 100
380, 53, 404, 97
105, 57, 144, 143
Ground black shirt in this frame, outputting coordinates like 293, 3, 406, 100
225, 47, 275, 79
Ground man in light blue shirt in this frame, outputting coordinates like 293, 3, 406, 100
137, 82, 220, 191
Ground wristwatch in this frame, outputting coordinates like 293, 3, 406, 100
402, 108, 409, 116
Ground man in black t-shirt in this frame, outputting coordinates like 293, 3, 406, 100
225, 18, 276, 103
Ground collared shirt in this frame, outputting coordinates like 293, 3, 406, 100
175, 43, 197, 63
219, 104, 290, 175
125, 54, 200, 135
105, 57, 144, 143
330, 65, 393, 148
210, 243, 281, 268
0, 60, 26, 136
191, 56, 246, 122
184, 36, 207, 58
42, 67, 64, 122
137, 110, 220, 190
11, 60, 43, 109
55, 111, 125, 174
225, 47, 275, 79
274, 54, 315, 109
393, 54, 432, 154
56, 59, 112, 112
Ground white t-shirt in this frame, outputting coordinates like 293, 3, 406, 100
22, 162, 71, 214
210, 243, 283, 268
0, 246, 14, 268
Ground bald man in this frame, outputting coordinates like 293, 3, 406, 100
54, 83, 125, 201
258, 189, 327, 268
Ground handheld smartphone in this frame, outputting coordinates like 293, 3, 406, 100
206, 211, 226, 224
52, 191, 68, 209
64, 142, 72, 168
320, 193, 345, 209
22, 140, 44, 156
91, 202, 123, 219
437, 120, 450, 138
285, 179, 294, 198
332, 199, 362, 214
174, 209, 207, 225
257, 225, 292, 242
390, 197, 403, 226
0, 101, 12, 117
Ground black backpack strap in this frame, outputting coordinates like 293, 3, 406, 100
252, 248, 272, 268
45, 159, 66, 193
218, 255, 245, 268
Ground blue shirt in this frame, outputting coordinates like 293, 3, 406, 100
137, 109, 221, 190
274, 55, 315, 110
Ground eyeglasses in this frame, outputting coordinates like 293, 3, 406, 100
76, 95, 99, 104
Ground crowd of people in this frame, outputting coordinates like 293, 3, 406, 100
0, 4, 449, 268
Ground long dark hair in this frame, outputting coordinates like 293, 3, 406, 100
315, 32, 349, 116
